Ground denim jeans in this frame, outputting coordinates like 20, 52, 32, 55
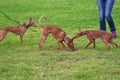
97, 0, 116, 32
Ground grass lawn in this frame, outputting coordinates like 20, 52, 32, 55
0, 0, 120, 80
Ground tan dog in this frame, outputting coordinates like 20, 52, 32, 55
0, 18, 37, 45
73, 28, 118, 50
38, 16, 75, 51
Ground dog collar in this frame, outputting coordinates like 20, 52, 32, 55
22, 23, 27, 26
22, 23, 31, 28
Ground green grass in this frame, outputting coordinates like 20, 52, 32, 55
0, 0, 120, 80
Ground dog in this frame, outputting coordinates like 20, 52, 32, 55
38, 16, 75, 51
0, 17, 37, 45
73, 28, 118, 50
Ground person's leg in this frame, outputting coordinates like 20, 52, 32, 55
105, 0, 117, 38
97, 0, 106, 31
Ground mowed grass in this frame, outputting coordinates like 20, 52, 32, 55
0, 0, 120, 80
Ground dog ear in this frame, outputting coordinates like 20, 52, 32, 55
29, 17, 33, 22
64, 36, 70, 43
78, 28, 82, 31
65, 37, 74, 43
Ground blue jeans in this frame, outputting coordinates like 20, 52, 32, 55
97, 0, 116, 32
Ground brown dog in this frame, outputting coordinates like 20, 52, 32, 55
38, 16, 75, 51
73, 28, 118, 50
0, 18, 37, 45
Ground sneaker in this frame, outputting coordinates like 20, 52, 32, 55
112, 31, 117, 38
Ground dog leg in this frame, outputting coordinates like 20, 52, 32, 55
39, 34, 48, 50
85, 38, 94, 49
85, 41, 92, 49
102, 40, 111, 50
20, 34, 23, 46
0, 33, 3, 41
108, 40, 118, 48
57, 40, 66, 51
0, 30, 7, 41
93, 39, 96, 48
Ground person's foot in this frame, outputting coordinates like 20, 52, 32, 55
112, 31, 117, 38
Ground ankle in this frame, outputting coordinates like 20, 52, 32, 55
112, 31, 117, 38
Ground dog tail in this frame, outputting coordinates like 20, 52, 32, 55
39, 16, 46, 25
